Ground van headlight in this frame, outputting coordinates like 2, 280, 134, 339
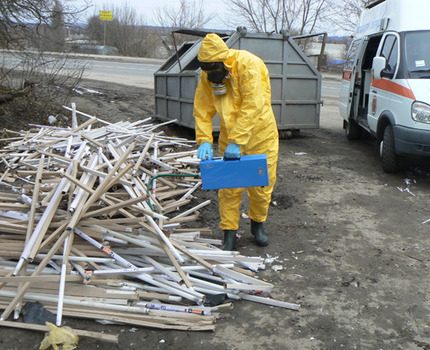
412, 101, 430, 123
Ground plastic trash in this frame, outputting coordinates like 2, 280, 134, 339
22, 302, 56, 325
39, 322, 79, 350
204, 293, 227, 306
48, 115, 57, 125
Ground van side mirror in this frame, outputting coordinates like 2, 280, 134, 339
372, 57, 387, 80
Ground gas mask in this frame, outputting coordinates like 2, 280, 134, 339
199, 61, 228, 95
207, 68, 228, 84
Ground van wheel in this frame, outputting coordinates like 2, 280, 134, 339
291, 129, 301, 137
380, 125, 400, 173
345, 119, 361, 140
278, 130, 292, 139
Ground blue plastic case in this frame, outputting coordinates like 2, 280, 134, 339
200, 154, 269, 190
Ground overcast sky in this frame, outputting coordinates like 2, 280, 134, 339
77, 0, 352, 35
82, 0, 230, 29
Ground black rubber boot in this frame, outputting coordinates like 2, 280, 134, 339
223, 230, 237, 251
251, 220, 269, 247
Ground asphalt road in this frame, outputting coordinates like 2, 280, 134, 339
321, 78, 341, 98
0, 53, 161, 89
81, 59, 161, 89
0, 52, 341, 96
82, 59, 342, 98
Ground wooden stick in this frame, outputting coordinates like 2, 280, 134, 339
81, 134, 104, 148
133, 133, 155, 174
0, 320, 119, 343
15, 168, 72, 274
80, 157, 134, 216
156, 239, 193, 288
1, 229, 71, 321
63, 173, 95, 195
170, 200, 211, 220
0, 275, 83, 283
83, 195, 148, 218
25, 154, 45, 242
171, 241, 214, 271
44, 309, 215, 331
39, 221, 68, 250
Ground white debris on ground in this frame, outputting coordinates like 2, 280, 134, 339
271, 265, 284, 272
264, 254, 284, 272
264, 254, 279, 265
397, 178, 417, 197
47, 115, 57, 125
0, 104, 300, 338
294, 152, 307, 156
405, 178, 416, 186
241, 212, 249, 219
73, 86, 104, 95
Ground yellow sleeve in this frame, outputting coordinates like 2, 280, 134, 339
228, 60, 265, 145
193, 73, 216, 145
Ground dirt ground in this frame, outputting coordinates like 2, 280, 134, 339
1, 79, 430, 350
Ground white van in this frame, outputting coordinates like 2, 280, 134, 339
340, 0, 430, 172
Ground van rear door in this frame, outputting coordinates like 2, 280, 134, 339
340, 38, 367, 121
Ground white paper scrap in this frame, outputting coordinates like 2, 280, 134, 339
271, 265, 283, 272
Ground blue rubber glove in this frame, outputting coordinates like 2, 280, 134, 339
197, 142, 213, 160
224, 143, 241, 159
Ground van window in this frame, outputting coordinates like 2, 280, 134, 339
405, 30, 430, 78
362, 36, 382, 69
380, 35, 398, 75
345, 40, 361, 70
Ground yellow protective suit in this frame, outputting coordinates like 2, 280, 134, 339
194, 33, 279, 230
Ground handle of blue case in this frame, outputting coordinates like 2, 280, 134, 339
206, 156, 241, 161
223, 156, 241, 161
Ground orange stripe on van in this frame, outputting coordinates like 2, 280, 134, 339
371, 79, 415, 100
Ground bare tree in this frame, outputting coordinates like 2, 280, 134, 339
0, 0, 88, 49
329, 0, 366, 33
153, 0, 212, 54
86, 15, 104, 44
49, 0, 66, 51
224, 0, 333, 35
86, 3, 160, 57
36, 0, 66, 52
107, 4, 157, 57
154, 0, 212, 29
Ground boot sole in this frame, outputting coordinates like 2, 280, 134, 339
255, 240, 269, 247
252, 233, 269, 247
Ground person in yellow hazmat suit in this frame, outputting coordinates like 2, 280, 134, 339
193, 33, 279, 251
